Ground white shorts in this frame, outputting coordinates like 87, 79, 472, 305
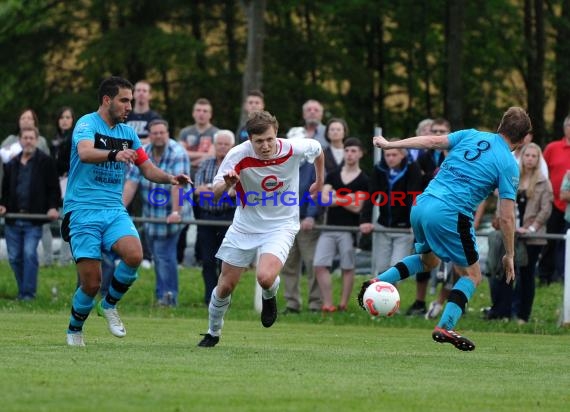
215, 225, 298, 268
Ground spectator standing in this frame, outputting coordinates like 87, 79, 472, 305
0, 126, 60, 300
314, 138, 369, 311
178, 98, 219, 172
125, 80, 161, 145
280, 127, 323, 314
513, 143, 552, 324
323, 118, 348, 174
237, 90, 265, 143
124, 119, 190, 307
193, 130, 236, 305
539, 115, 570, 284
197, 111, 324, 347
359, 141, 423, 279
177, 98, 219, 266
1, 108, 53, 266
62, 76, 190, 347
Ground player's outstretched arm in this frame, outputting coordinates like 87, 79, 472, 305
138, 160, 192, 185
373, 135, 450, 151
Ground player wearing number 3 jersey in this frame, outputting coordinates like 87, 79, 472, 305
358, 107, 531, 351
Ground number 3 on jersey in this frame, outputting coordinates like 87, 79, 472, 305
464, 140, 490, 161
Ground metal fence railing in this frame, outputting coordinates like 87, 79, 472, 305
2, 213, 568, 326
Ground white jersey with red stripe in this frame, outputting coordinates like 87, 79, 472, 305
213, 138, 322, 234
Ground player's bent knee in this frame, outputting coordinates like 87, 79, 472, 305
256, 272, 276, 289
123, 253, 143, 268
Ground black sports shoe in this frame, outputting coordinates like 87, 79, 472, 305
406, 300, 427, 316
261, 296, 277, 328
197, 333, 220, 347
432, 327, 475, 351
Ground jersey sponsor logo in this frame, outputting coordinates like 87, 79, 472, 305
261, 175, 284, 192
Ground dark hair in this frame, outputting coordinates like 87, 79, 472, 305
245, 111, 279, 137
497, 107, 532, 144
19, 126, 39, 138
431, 117, 450, 131
55, 106, 75, 135
148, 119, 169, 130
344, 137, 363, 150
16, 108, 39, 133
97, 76, 134, 104
246, 90, 264, 100
324, 117, 349, 142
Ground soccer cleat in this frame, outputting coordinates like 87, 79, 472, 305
66, 332, 85, 347
197, 333, 220, 347
425, 301, 443, 320
97, 300, 126, 338
261, 296, 277, 328
432, 327, 475, 351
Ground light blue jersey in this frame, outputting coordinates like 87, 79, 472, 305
63, 112, 143, 213
422, 129, 519, 216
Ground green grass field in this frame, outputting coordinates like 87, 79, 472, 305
1, 262, 569, 411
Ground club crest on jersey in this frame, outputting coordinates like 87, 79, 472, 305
261, 175, 284, 192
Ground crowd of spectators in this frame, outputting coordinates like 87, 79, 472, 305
1, 86, 569, 326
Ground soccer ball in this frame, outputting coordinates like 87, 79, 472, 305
363, 281, 400, 317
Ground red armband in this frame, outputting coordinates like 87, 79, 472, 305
134, 147, 149, 166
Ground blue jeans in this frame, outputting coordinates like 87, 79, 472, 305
147, 231, 180, 305
5, 220, 43, 299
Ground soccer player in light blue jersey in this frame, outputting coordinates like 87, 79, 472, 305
63, 76, 190, 347
358, 107, 532, 351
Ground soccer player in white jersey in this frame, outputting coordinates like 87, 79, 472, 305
198, 111, 325, 347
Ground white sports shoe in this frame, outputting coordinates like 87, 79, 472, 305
66, 332, 85, 347
97, 301, 127, 338
425, 301, 443, 320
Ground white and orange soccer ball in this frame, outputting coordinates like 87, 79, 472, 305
363, 281, 400, 317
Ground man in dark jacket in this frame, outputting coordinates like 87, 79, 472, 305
0, 126, 60, 300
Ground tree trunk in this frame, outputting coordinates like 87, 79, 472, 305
224, 0, 238, 75
525, 0, 545, 145
239, 0, 266, 127
445, 0, 464, 130
553, 0, 570, 138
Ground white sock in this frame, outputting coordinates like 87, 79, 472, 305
208, 287, 231, 336
262, 276, 280, 300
